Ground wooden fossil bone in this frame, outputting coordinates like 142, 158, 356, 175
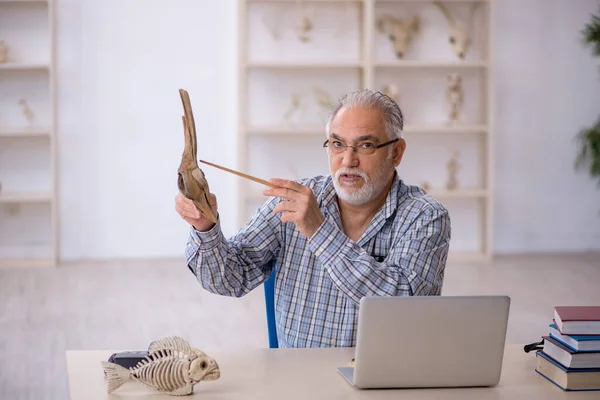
101, 336, 220, 395
177, 89, 218, 224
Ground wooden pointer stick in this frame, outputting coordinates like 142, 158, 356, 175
199, 159, 280, 189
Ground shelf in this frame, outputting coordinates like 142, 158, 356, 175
246, 61, 363, 69
428, 189, 488, 198
245, 0, 488, 2
246, 0, 362, 2
374, 60, 488, 69
246, 125, 488, 136
239, 0, 495, 259
446, 251, 490, 264
376, 0, 489, 3
0, 63, 50, 71
0, 191, 52, 203
0, 0, 57, 267
247, 125, 325, 136
404, 125, 488, 134
0, 0, 48, 3
0, 127, 51, 138
0, 258, 54, 268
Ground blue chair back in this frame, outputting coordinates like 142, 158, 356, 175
264, 264, 278, 348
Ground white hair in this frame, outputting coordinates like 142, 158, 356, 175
324, 89, 404, 140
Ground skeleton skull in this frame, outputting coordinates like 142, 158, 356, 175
377, 15, 420, 59
433, 1, 481, 60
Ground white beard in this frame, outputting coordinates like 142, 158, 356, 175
332, 166, 391, 205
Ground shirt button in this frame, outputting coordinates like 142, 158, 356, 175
331, 339, 337, 345
337, 299, 342, 306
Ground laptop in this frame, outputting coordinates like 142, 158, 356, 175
337, 295, 511, 389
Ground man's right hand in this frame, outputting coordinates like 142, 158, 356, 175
175, 192, 218, 232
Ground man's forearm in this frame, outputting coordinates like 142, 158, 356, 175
185, 219, 277, 298
185, 198, 283, 297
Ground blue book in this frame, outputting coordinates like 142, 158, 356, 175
542, 336, 600, 369
549, 323, 600, 352
535, 351, 600, 391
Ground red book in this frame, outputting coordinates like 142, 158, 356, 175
554, 306, 600, 335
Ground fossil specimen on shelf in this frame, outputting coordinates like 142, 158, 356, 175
101, 336, 220, 395
446, 151, 460, 190
377, 15, 421, 59
0, 40, 7, 64
433, 1, 482, 60
177, 89, 218, 224
281, 88, 335, 124
446, 73, 463, 124
313, 87, 334, 113
18, 99, 35, 126
262, 5, 286, 41
282, 92, 307, 124
295, 1, 314, 43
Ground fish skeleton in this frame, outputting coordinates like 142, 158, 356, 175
100, 336, 220, 396
177, 89, 218, 224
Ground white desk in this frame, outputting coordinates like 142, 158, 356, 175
66, 345, 594, 399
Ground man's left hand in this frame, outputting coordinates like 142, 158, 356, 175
263, 178, 325, 239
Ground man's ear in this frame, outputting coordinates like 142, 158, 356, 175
393, 138, 406, 167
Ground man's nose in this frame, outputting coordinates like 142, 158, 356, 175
341, 147, 359, 167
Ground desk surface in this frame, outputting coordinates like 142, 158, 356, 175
66, 344, 594, 399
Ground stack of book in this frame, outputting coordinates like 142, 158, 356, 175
535, 306, 600, 391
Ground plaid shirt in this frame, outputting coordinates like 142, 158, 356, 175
185, 172, 451, 348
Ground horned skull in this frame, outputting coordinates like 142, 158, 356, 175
377, 15, 420, 59
433, 1, 481, 60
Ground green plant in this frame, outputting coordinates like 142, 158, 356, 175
575, 7, 600, 187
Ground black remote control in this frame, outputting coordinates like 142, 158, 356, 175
107, 350, 149, 369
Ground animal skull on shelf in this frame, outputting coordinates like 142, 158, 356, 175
377, 15, 420, 59
432, 1, 481, 60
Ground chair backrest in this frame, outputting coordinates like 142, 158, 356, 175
263, 264, 278, 348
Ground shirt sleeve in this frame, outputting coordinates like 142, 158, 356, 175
185, 197, 282, 298
307, 204, 451, 306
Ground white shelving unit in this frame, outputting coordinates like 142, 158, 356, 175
0, 0, 57, 267
236, 0, 493, 261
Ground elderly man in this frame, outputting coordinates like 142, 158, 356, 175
175, 89, 451, 348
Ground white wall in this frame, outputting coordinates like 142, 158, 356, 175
493, 0, 600, 252
57, 0, 239, 260
54, 0, 600, 261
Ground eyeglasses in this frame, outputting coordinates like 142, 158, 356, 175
323, 138, 399, 155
